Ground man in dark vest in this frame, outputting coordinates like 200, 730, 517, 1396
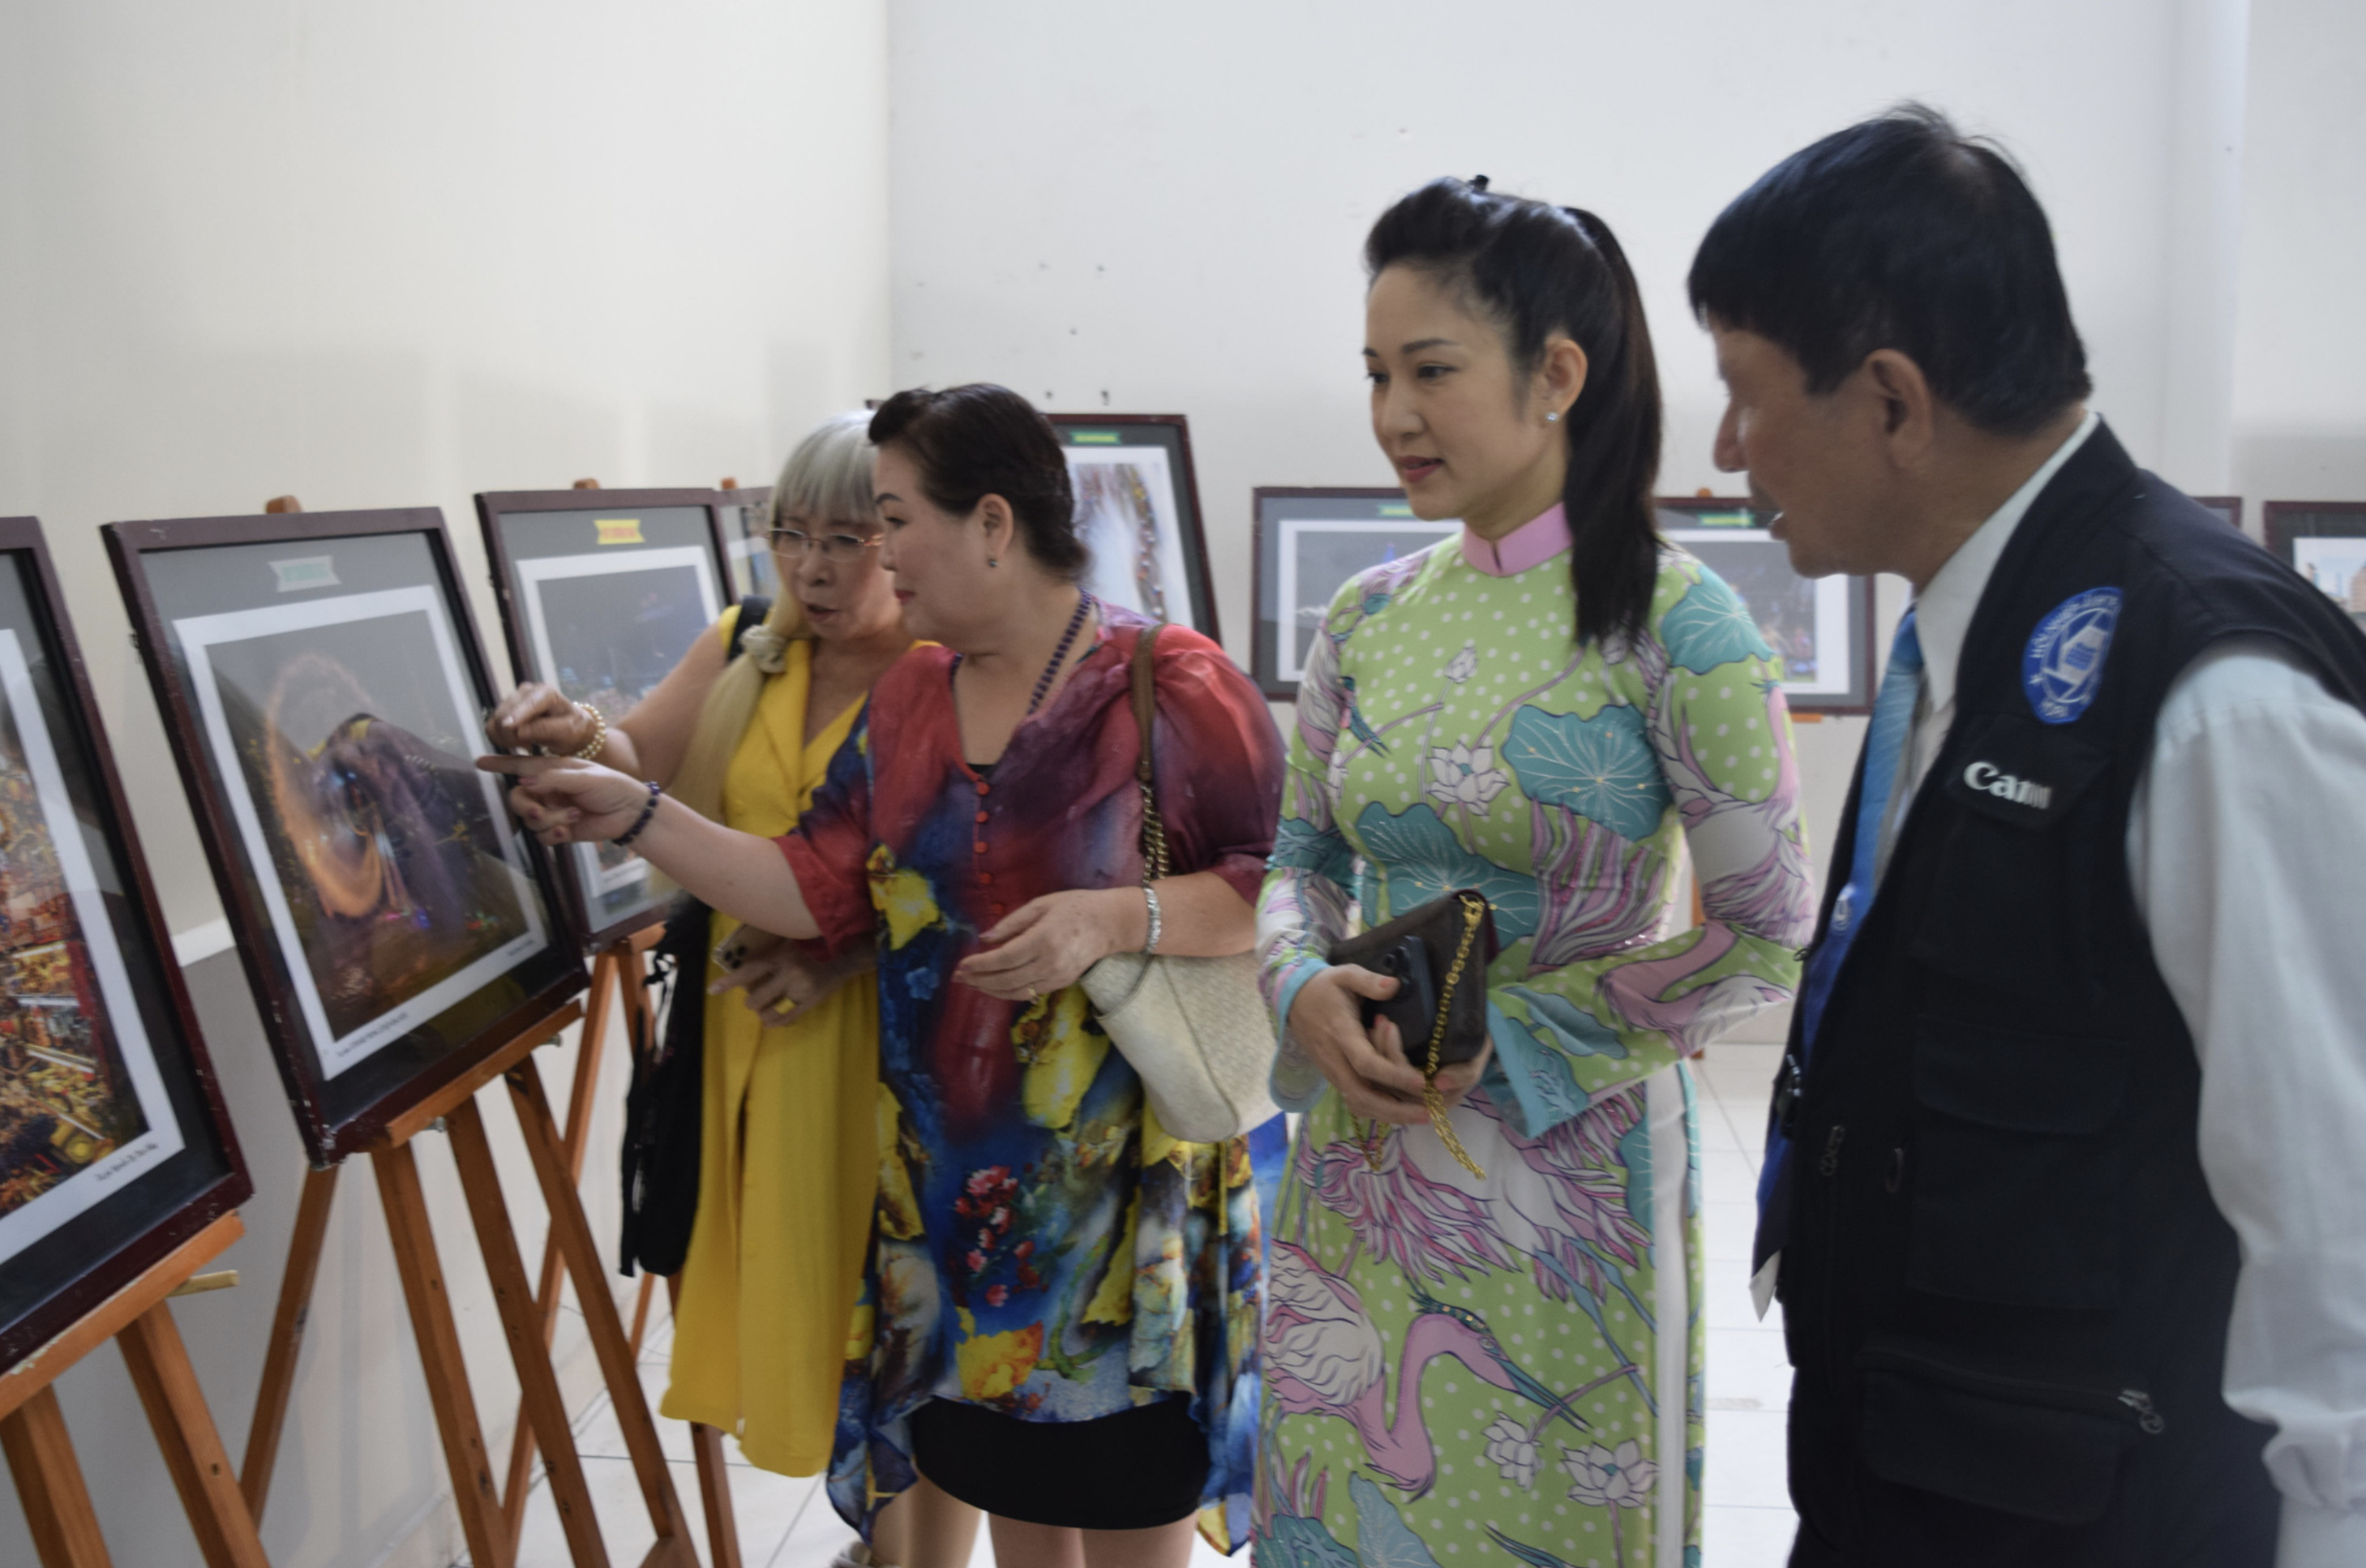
1687, 105, 2366, 1566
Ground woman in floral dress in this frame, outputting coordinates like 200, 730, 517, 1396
1255, 180, 1813, 1568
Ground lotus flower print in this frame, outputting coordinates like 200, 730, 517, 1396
1559, 1438, 1657, 1508
1484, 1412, 1538, 1488
1444, 641, 1479, 683
1425, 742, 1511, 810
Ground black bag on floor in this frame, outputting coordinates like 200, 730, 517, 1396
615, 597, 769, 1277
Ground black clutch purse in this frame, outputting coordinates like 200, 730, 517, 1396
1328, 888, 1498, 1174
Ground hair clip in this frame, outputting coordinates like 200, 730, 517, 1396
1468, 174, 1490, 192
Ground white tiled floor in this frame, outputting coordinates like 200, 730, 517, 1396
515, 1043, 1797, 1566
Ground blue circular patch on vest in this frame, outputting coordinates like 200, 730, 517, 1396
2022, 587, 2123, 725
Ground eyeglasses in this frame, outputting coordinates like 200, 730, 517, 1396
769, 527, 882, 563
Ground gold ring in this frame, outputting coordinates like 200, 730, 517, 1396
1026, 984, 1039, 1001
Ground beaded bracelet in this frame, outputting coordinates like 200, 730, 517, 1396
572, 701, 608, 760
612, 778, 662, 847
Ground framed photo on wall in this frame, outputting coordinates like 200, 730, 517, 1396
108, 508, 585, 1167
1047, 415, 1219, 637
2265, 502, 2366, 632
2194, 495, 2244, 531
1657, 497, 1878, 714
0, 517, 250, 1373
718, 484, 777, 600
1251, 488, 1459, 700
477, 489, 736, 948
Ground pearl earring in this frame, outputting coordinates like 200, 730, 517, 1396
1545, 410, 1560, 423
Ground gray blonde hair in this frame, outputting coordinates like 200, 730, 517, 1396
669, 412, 877, 820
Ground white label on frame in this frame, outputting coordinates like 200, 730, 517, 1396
270, 556, 340, 593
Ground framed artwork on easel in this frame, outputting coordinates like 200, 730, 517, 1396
476, 488, 737, 949
107, 507, 585, 1167
1656, 496, 1879, 715
1048, 414, 1220, 637
2265, 501, 2366, 632
718, 482, 778, 599
0, 518, 250, 1375
1251, 487, 1460, 700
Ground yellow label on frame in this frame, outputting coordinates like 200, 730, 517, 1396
594, 518, 645, 546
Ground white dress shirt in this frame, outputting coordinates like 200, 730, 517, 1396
1887, 413, 2366, 1563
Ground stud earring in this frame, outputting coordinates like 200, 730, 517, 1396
987, 556, 999, 568
1545, 410, 1561, 423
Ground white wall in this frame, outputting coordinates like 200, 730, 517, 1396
0, 4, 889, 1565
2231, 0, 2366, 502
882, 0, 2257, 867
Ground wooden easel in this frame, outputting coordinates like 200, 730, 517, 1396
0, 1215, 270, 1567
497, 924, 741, 1568
236, 995, 701, 1568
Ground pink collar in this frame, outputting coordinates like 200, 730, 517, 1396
1459, 502, 1571, 577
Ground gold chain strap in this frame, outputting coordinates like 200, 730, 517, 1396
1361, 890, 1487, 1180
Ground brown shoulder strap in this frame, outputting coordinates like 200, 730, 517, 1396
1131, 623, 1162, 786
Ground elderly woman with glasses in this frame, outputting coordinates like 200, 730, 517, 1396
486, 412, 979, 1568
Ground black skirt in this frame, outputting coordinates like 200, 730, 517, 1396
909, 1396, 1208, 1530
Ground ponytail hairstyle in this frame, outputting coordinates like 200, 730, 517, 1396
669, 411, 873, 821
1365, 177, 1664, 647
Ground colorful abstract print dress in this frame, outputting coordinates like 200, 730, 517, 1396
781, 611, 1285, 1548
1255, 517, 1812, 1568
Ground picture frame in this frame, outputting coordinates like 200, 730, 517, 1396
476, 488, 739, 949
2194, 495, 2244, 531
0, 517, 250, 1373
718, 483, 777, 600
2264, 502, 2366, 632
1251, 488, 1460, 700
1047, 414, 1219, 637
1656, 497, 1878, 715
108, 508, 586, 1167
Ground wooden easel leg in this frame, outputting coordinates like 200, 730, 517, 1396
372, 1142, 512, 1568
504, 1053, 697, 1566
0, 1389, 114, 1568
116, 1303, 271, 1568
667, 1277, 743, 1568
446, 1097, 613, 1568
628, 1274, 658, 1356
503, 946, 626, 1553
242, 1163, 339, 1519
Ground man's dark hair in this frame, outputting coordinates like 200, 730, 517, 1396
868, 384, 1084, 576
1368, 178, 1664, 647
1688, 104, 2092, 436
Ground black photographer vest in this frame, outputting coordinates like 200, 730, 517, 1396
1777, 424, 2366, 1566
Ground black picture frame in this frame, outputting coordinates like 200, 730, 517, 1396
718, 484, 777, 600
0, 518, 251, 1373
1655, 498, 1878, 715
2264, 502, 2366, 632
475, 488, 738, 949
107, 508, 586, 1167
1250, 488, 1460, 700
1047, 415, 1219, 638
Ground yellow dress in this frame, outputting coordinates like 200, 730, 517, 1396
661, 628, 873, 1476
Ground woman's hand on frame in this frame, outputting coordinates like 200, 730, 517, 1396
485, 681, 596, 756
954, 889, 1140, 1001
1287, 963, 1489, 1125
474, 753, 647, 845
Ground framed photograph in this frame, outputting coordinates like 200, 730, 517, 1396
108, 508, 585, 1167
718, 484, 777, 600
2265, 502, 2366, 632
477, 489, 736, 948
1657, 497, 1878, 714
1251, 488, 1460, 700
0, 518, 249, 1373
2195, 495, 2244, 531
1048, 415, 1219, 637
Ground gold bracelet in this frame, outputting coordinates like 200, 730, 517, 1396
572, 701, 607, 760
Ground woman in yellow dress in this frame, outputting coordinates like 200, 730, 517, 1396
487, 412, 978, 1568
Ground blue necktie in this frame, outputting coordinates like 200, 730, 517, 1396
1753, 607, 1924, 1269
